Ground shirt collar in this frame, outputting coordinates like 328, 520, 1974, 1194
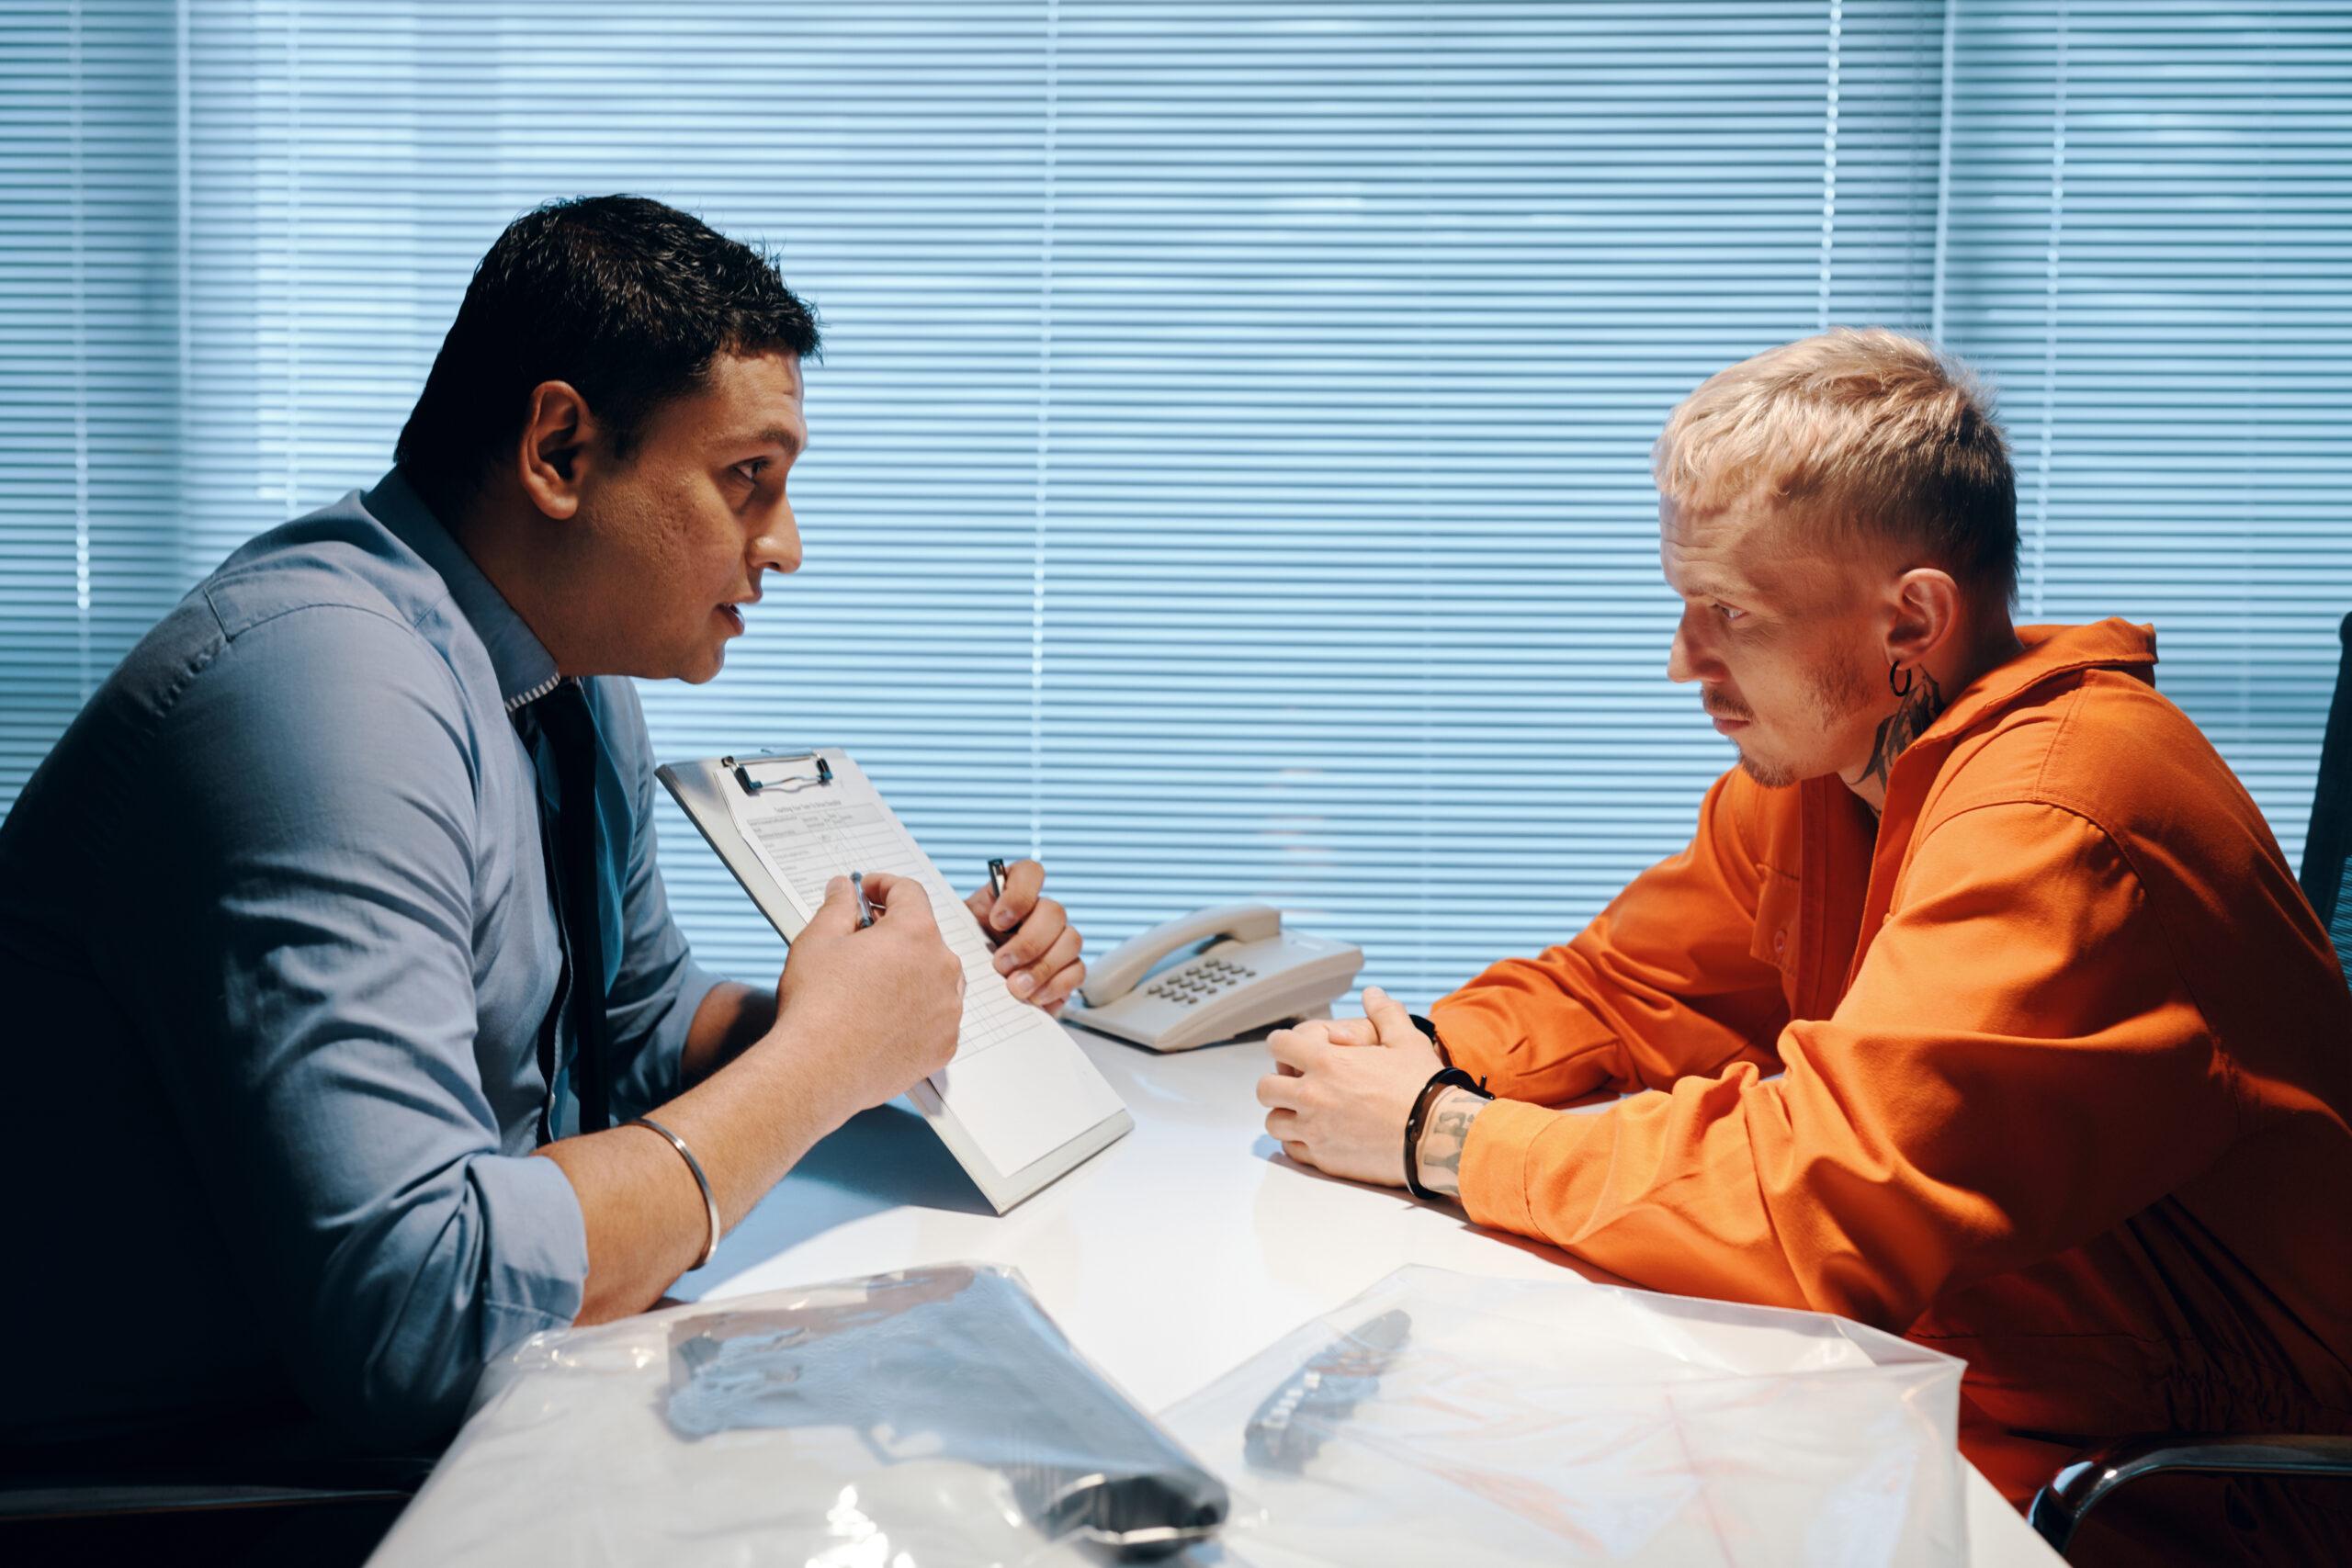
365, 468, 564, 712
1919, 617, 2159, 745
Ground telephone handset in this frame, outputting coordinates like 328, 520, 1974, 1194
1066, 903, 1365, 1054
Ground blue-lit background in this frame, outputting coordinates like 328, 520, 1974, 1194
5, 1, 2346, 1005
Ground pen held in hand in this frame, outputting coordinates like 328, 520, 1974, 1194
852, 870, 877, 929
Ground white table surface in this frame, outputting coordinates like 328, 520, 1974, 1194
675, 1024, 2062, 1566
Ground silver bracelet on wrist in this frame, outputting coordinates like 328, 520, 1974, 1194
629, 1115, 720, 1270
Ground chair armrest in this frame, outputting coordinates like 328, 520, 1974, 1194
2028, 1433, 2352, 1554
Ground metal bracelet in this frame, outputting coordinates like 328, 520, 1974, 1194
630, 1115, 720, 1270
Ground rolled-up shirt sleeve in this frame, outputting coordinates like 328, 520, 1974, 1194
98, 604, 586, 1448
594, 677, 720, 1121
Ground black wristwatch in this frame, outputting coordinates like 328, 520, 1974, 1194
1402, 1066, 1493, 1201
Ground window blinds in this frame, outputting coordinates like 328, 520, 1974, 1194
4, 1, 2346, 1008
0, 1, 183, 802
1939, 0, 2352, 857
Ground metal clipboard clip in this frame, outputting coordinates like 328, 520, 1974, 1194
724, 750, 833, 795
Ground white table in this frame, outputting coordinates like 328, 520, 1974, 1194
677, 1026, 2062, 1566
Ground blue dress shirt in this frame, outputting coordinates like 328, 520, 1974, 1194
0, 469, 718, 1448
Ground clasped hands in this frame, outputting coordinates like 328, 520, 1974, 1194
1255, 987, 1442, 1189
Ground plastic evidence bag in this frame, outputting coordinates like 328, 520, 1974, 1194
368, 1263, 1229, 1567
1159, 1265, 1967, 1568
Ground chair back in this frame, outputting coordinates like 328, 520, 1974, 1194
2303, 611, 2352, 981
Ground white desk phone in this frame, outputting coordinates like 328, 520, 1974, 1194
1064, 903, 1365, 1053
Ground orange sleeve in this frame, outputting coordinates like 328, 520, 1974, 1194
1426, 769, 1790, 1101
1454, 800, 2238, 1330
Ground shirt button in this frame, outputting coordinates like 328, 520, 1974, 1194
1772, 930, 1787, 955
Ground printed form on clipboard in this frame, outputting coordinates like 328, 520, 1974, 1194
657, 747, 1130, 1213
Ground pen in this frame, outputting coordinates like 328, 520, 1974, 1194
988, 857, 1009, 902
852, 870, 876, 929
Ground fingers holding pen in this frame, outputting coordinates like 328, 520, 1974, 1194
971, 857, 1046, 938
1015, 926, 1085, 1011
992, 894, 1069, 978
975, 859, 1087, 1012
854, 871, 937, 931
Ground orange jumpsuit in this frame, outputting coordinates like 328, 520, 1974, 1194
1430, 621, 2352, 1518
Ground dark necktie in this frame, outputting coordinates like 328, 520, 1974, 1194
513, 679, 613, 1134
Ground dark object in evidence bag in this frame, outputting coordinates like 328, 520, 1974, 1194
666, 1264, 1229, 1561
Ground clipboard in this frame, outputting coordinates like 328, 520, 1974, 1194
657, 748, 1132, 1213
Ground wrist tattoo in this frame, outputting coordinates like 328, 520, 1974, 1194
1414, 1087, 1486, 1200
1860, 668, 1945, 793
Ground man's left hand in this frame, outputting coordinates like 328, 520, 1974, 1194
965, 859, 1084, 1014
1256, 987, 1441, 1187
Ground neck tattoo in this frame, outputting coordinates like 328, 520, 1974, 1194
1859, 668, 1946, 795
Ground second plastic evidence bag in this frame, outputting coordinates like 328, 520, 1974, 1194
658, 747, 1129, 1212
1161, 1264, 1970, 1568
367, 1264, 1229, 1567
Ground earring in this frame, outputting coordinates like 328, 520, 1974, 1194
1889, 661, 1915, 699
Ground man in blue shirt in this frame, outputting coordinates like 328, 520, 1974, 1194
0, 196, 1086, 1452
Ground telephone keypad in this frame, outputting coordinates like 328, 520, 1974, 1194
1141, 954, 1263, 1008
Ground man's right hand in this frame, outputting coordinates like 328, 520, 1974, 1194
545, 872, 964, 1327
769, 872, 965, 1115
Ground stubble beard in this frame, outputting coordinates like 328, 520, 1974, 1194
1729, 648, 1880, 790
1735, 750, 1799, 789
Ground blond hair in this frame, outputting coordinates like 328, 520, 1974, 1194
1652, 327, 2018, 602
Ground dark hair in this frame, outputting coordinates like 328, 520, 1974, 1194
395, 195, 820, 519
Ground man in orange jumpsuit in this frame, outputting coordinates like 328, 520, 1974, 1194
1259, 328, 2352, 1553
